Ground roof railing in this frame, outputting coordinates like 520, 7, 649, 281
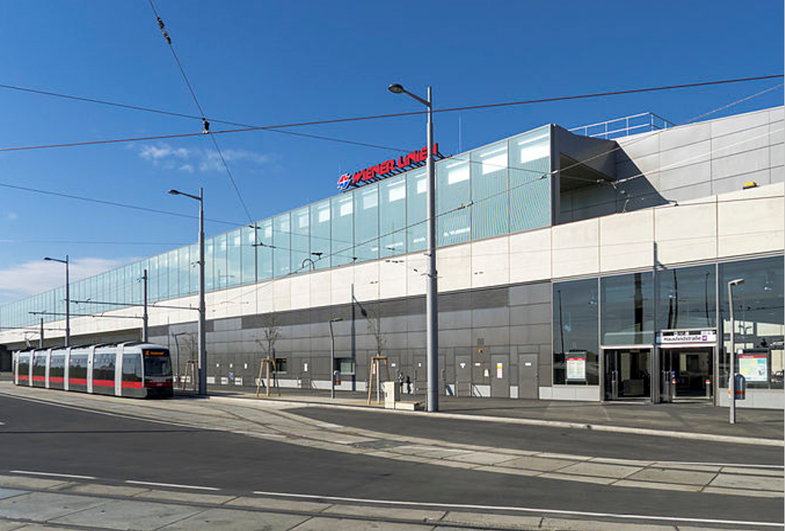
569, 112, 675, 140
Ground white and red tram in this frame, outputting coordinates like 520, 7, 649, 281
13, 343, 173, 398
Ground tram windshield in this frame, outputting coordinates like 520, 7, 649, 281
143, 350, 172, 377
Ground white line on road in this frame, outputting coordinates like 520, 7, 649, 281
251, 490, 783, 528
11, 470, 97, 480
126, 480, 220, 491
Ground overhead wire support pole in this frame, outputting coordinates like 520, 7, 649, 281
388, 83, 438, 412
142, 268, 149, 343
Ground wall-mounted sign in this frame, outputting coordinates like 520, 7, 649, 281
738, 349, 768, 382
496, 363, 503, 379
657, 329, 717, 346
566, 351, 587, 381
337, 144, 440, 191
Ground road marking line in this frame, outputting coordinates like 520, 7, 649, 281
251, 490, 782, 528
11, 470, 97, 480
126, 480, 220, 491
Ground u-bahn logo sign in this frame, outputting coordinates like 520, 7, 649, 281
337, 143, 440, 191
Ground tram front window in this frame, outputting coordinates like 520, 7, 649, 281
144, 350, 172, 377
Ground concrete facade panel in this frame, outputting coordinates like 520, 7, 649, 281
710, 108, 769, 137
658, 139, 711, 170
471, 237, 510, 288
508, 282, 550, 307
658, 161, 711, 191
600, 209, 653, 272
659, 121, 712, 151
509, 228, 551, 284
712, 147, 770, 181
654, 201, 717, 265
552, 218, 599, 279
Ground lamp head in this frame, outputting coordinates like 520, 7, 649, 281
331, 317, 343, 323
167, 189, 181, 196
730, 278, 745, 287
387, 83, 405, 94
43, 257, 52, 261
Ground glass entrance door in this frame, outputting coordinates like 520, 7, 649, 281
661, 348, 712, 399
604, 349, 651, 400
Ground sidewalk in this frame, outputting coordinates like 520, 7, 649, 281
201, 385, 784, 442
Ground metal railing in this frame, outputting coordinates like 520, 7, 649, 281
569, 112, 675, 140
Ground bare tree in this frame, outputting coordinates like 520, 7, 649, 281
365, 306, 386, 357
256, 314, 281, 360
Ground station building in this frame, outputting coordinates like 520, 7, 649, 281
1, 106, 783, 408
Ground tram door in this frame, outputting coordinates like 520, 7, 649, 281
661, 348, 712, 399
604, 349, 651, 400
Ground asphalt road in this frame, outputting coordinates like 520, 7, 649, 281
291, 406, 785, 465
0, 394, 781, 527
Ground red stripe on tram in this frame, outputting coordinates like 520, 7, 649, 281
121, 381, 143, 389
92, 379, 115, 387
69, 378, 87, 385
18, 375, 29, 381
49, 377, 65, 383
32, 376, 45, 382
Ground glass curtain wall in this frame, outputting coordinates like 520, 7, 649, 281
601, 272, 654, 346
718, 257, 784, 389
553, 279, 599, 385
0, 126, 555, 329
656, 264, 716, 330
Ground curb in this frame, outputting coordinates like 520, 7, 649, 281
208, 395, 785, 448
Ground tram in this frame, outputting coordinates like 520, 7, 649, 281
13, 343, 173, 398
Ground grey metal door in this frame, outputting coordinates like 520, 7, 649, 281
490, 354, 510, 398
299, 358, 311, 389
413, 355, 426, 395
518, 353, 538, 399
455, 355, 471, 397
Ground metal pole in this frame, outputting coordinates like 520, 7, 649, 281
728, 281, 736, 424
727, 278, 744, 424
65, 255, 70, 347
39, 318, 44, 349
330, 320, 336, 399
142, 269, 149, 343
426, 86, 439, 413
198, 188, 207, 396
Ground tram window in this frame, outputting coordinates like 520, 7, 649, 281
122, 355, 142, 382
144, 353, 172, 377
69, 355, 88, 380
50, 356, 65, 379
33, 355, 46, 376
18, 355, 30, 376
93, 353, 116, 382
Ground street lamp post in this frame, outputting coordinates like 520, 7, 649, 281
168, 188, 207, 397
727, 278, 744, 424
388, 83, 438, 412
329, 317, 342, 399
43, 255, 70, 347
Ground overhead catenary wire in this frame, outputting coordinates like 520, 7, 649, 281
146, 0, 254, 224
0, 74, 781, 154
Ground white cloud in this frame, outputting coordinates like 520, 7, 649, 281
0, 257, 134, 304
6, 213, 17, 220
137, 142, 270, 173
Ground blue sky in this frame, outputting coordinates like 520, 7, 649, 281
0, 0, 782, 303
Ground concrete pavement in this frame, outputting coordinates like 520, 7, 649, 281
0, 474, 776, 531
205, 385, 784, 442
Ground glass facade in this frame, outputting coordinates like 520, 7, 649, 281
718, 257, 784, 390
553, 279, 599, 385
601, 272, 654, 346
1, 127, 552, 330
656, 264, 716, 330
